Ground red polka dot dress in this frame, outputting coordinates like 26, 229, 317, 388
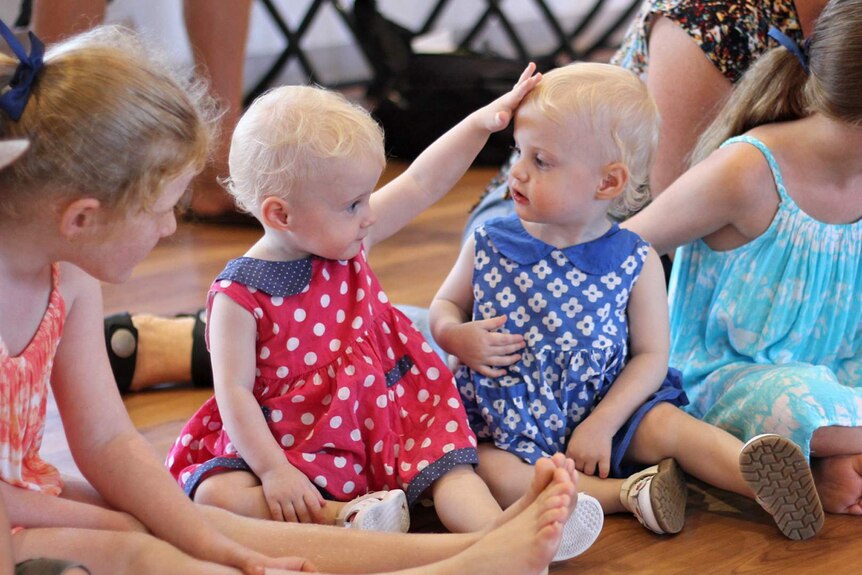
167, 249, 477, 504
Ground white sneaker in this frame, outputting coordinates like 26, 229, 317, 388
553, 492, 604, 562
336, 489, 410, 533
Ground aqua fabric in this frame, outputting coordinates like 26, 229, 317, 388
458, 215, 688, 477
668, 135, 862, 457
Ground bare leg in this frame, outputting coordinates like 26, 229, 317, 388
183, 0, 252, 216
811, 454, 862, 515
477, 444, 624, 514
430, 464, 503, 532
627, 403, 751, 496
13, 528, 301, 575
811, 426, 862, 457
194, 470, 346, 525
200, 465, 575, 575
32, 0, 107, 42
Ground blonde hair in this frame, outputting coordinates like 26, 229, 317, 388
523, 62, 660, 219
692, 0, 862, 164
0, 25, 218, 219
226, 85, 385, 212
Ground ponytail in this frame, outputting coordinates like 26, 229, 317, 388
692, 0, 862, 166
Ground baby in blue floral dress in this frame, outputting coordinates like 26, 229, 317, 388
430, 62, 824, 540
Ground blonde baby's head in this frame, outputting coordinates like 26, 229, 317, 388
520, 62, 659, 219
0, 25, 217, 220
227, 85, 385, 214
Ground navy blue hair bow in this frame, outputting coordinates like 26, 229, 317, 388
0, 19, 44, 120
768, 26, 809, 75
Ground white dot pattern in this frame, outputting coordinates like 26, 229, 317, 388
167, 250, 478, 504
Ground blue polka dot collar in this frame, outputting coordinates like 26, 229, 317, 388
215, 256, 312, 297
482, 214, 640, 274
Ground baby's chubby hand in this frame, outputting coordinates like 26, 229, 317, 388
444, 315, 525, 378
259, 463, 326, 524
566, 415, 616, 479
474, 62, 542, 133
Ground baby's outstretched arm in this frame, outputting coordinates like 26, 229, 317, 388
431, 235, 525, 376
365, 63, 542, 250
566, 248, 670, 478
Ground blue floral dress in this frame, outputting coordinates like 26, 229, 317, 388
457, 215, 686, 477
668, 136, 862, 457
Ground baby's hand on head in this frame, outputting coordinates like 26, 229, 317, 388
446, 315, 525, 378
476, 62, 542, 133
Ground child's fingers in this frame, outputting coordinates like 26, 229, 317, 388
485, 353, 521, 367
476, 364, 508, 378
598, 458, 610, 479
268, 500, 286, 522
517, 62, 537, 85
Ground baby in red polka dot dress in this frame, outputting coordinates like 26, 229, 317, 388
166, 63, 598, 556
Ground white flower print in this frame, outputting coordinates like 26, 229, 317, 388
546, 277, 569, 298
544, 413, 565, 431
524, 326, 545, 346
593, 334, 613, 350
569, 403, 587, 424
515, 441, 536, 454
576, 315, 595, 336
530, 399, 548, 418
566, 268, 587, 287
621, 255, 638, 275
503, 408, 522, 430
554, 331, 578, 350
637, 245, 649, 261
492, 399, 507, 414
500, 257, 517, 273
528, 293, 548, 313
615, 287, 630, 306
551, 250, 568, 267
513, 272, 534, 293
542, 310, 563, 333
523, 422, 539, 440
596, 303, 611, 322
561, 297, 583, 319
492, 427, 510, 444
473, 284, 485, 301
509, 306, 531, 328
479, 301, 497, 319
582, 283, 604, 303
601, 272, 622, 291
475, 249, 491, 270
484, 267, 503, 288
532, 260, 552, 280
495, 286, 517, 308
615, 307, 626, 322
459, 381, 475, 401
602, 322, 619, 337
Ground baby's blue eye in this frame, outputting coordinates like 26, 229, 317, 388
348, 201, 361, 213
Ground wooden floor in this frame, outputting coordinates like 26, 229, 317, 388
45, 163, 857, 574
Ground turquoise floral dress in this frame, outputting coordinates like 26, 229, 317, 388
668, 135, 862, 457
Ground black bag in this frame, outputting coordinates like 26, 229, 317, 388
351, 0, 528, 165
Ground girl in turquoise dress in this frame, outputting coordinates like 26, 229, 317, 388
627, 0, 862, 515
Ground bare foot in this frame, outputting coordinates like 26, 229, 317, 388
493, 454, 574, 530
812, 454, 862, 515
452, 467, 575, 575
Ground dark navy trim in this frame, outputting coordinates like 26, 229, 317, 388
216, 256, 312, 297
385, 355, 414, 387
182, 456, 251, 497
405, 447, 479, 505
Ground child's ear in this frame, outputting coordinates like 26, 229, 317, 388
260, 196, 291, 230
596, 162, 629, 200
58, 198, 102, 239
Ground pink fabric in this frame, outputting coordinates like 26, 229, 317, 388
0, 263, 64, 495
168, 250, 476, 502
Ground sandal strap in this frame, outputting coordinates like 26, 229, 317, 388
104, 312, 138, 394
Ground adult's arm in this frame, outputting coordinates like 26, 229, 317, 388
646, 15, 733, 196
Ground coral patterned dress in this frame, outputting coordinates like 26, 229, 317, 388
0, 263, 64, 496
168, 249, 477, 504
